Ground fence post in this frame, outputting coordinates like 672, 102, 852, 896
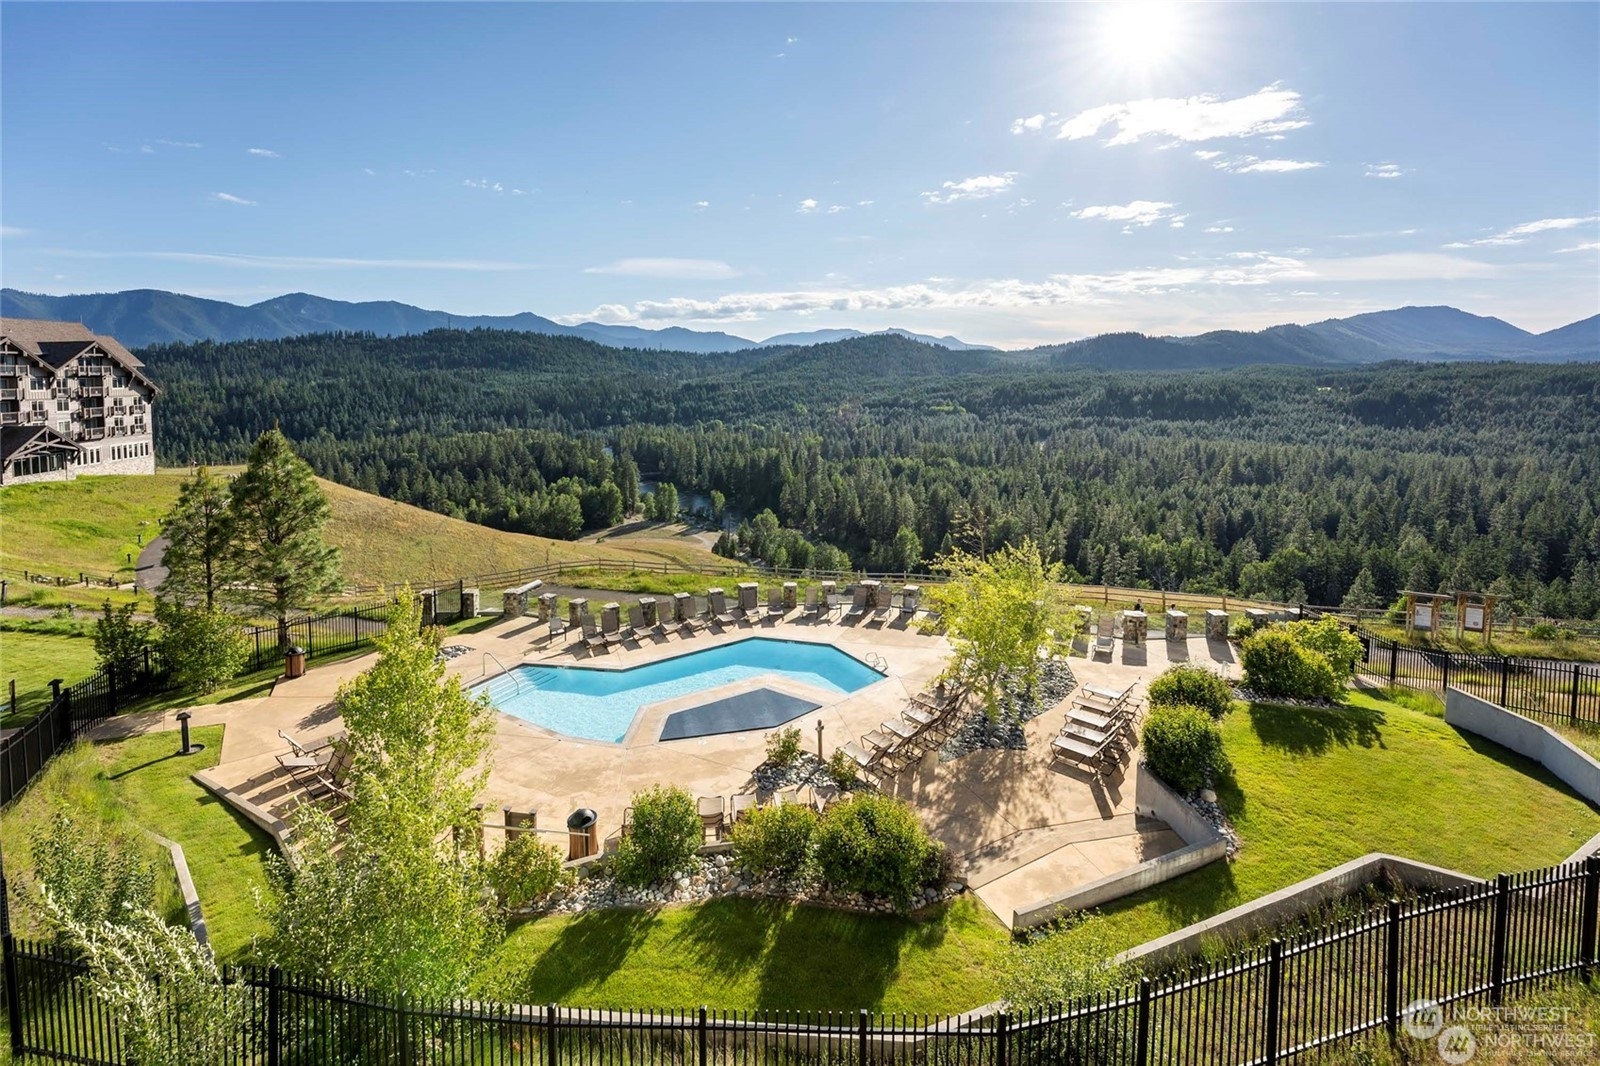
1264, 939, 1283, 1066
397, 990, 412, 1064
106, 661, 118, 711
698, 1005, 708, 1066
1440, 654, 1450, 693
996, 1010, 1008, 1066
547, 1002, 559, 1066
3, 853, 22, 1057
1501, 657, 1510, 707
1490, 873, 1510, 1006
1388, 643, 1398, 689
1385, 898, 1402, 1040
1582, 857, 1599, 984
1135, 977, 1152, 1066
267, 966, 282, 1066
1572, 665, 1582, 724
858, 1008, 870, 1066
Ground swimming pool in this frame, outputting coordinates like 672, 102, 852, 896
475, 637, 885, 743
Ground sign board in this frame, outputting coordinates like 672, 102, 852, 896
1412, 603, 1434, 631
1463, 605, 1485, 632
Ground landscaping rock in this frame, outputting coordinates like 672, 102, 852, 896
939, 659, 1077, 761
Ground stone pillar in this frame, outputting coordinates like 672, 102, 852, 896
639, 597, 658, 626
738, 582, 759, 612
903, 584, 921, 613
539, 592, 558, 623
1165, 609, 1188, 642
419, 588, 439, 626
820, 580, 837, 604
1122, 610, 1148, 645
673, 591, 692, 622
502, 587, 528, 619
601, 602, 621, 633
782, 582, 798, 610
569, 597, 589, 627
1246, 608, 1273, 630
1206, 609, 1229, 640
461, 587, 481, 618
861, 579, 882, 610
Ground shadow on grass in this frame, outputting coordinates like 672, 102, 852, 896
507, 908, 664, 1003
107, 749, 184, 780
752, 900, 945, 1011
1247, 702, 1386, 755
1095, 859, 1241, 936
1453, 730, 1597, 807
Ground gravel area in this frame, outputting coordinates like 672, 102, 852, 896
938, 659, 1078, 761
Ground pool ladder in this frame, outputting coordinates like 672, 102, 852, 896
864, 651, 888, 673
482, 652, 521, 694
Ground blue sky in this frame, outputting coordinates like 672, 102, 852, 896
2, 2, 1596, 346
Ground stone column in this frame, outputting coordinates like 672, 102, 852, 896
674, 591, 692, 622
501, 587, 527, 620
639, 597, 658, 626
419, 588, 438, 626
1165, 609, 1188, 642
1206, 609, 1229, 640
738, 582, 759, 612
782, 582, 798, 610
569, 597, 589, 627
461, 587, 481, 618
601, 602, 621, 632
1122, 610, 1148, 645
539, 592, 558, 622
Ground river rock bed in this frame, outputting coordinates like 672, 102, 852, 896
939, 659, 1078, 761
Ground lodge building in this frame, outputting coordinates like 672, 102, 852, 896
0, 318, 160, 485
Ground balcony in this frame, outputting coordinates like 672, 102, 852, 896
0, 389, 18, 401
0, 412, 19, 427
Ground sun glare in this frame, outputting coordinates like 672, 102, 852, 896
1099, 2, 1185, 68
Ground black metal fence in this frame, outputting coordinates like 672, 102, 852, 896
6, 858, 1598, 1065
241, 602, 394, 674
1357, 629, 1600, 726
0, 650, 172, 807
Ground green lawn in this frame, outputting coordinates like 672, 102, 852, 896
474, 895, 1009, 1013
1076, 689, 1600, 955
1, 726, 275, 960
0, 625, 101, 723
0, 473, 185, 580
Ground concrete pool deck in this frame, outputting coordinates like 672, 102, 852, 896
89, 607, 1241, 928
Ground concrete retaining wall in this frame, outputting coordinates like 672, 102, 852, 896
147, 831, 209, 949
1444, 687, 1600, 814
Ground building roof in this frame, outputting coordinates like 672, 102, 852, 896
0, 317, 146, 368
0, 317, 156, 392
0, 424, 79, 465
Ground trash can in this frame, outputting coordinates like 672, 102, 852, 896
566, 808, 598, 861
284, 645, 307, 680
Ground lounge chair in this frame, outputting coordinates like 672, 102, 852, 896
648, 607, 673, 641
709, 591, 738, 628
679, 599, 708, 636
304, 743, 354, 804
826, 591, 843, 619
872, 593, 895, 624
1093, 615, 1115, 657
624, 605, 648, 643
275, 729, 337, 780
840, 740, 890, 787
698, 795, 727, 842
765, 589, 784, 621
730, 791, 758, 824
803, 587, 821, 621
844, 585, 869, 622
580, 615, 609, 653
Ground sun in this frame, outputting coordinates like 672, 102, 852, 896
1098, 2, 1186, 69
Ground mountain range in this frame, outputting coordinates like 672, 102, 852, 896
1, 287, 1594, 366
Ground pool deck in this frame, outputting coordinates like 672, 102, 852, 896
89, 607, 1241, 928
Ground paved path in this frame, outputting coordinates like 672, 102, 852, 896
135, 536, 169, 592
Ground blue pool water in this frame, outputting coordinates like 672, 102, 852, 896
475, 637, 885, 743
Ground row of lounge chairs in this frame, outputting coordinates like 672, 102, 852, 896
558, 585, 920, 653
838, 686, 965, 788
275, 729, 353, 804
1051, 682, 1140, 778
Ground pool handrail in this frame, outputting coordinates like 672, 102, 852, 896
482, 651, 521, 694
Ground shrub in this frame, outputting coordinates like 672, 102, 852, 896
489, 834, 572, 910
813, 794, 938, 909
1147, 664, 1234, 719
826, 748, 857, 790
1287, 617, 1363, 683
611, 785, 702, 888
31, 812, 156, 947
765, 726, 803, 767
1241, 628, 1342, 701
1140, 704, 1226, 795
1528, 621, 1560, 641
92, 601, 154, 670
730, 802, 818, 881
155, 599, 251, 694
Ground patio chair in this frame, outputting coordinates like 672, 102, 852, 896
648, 607, 673, 641
698, 795, 727, 842
884, 591, 903, 621
730, 791, 759, 825
624, 604, 647, 642
547, 613, 569, 643
304, 742, 354, 805
826, 591, 843, 619
276, 729, 337, 780
679, 599, 708, 636
840, 740, 891, 788
579, 615, 609, 653
766, 588, 784, 620
709, 591, 738, 627
1093, 614, 1115, 658
803, 587, 821, 620
845, 585, 869, 622
600, 611, 626, 647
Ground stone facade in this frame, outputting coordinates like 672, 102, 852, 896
0, 318, 159, 485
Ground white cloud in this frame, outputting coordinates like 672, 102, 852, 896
826, 204, 847, 214
1070, 200, 1178, 227
856, 199, 874, 207
247, 147, 280, 158
1051, 85, 1310, 146
555, 251, 1495, 325
1445, 214, 1600, 248
45, 249, 527, 271
1169, 214, 1189, 229
797, 198, 819, 213
1557, 241, 1600, 253
695, 200, 710, 208
1, 226, 30, 239
157, 139, 202, 149
923, 172, 1017, 204
1364, 162, 1405, 179
1226, 157, 1324, 174
362, 167, 376, 176
584, 258, 738, 280
1204, 225, 1235, 234
786, 35, 798, 43
1010, 113, 1046, 135
209, 192, 257, 206
1192, 150, 1224, 161
464, 179, 506, 192
139, 145, 154, 154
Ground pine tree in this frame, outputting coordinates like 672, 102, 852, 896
225, 429, 343, 649
1341, 566, 1382, 610
158, 465, 232, 610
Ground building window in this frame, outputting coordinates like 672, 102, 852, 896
30, 375, 47, 392
56, 398, 69, 412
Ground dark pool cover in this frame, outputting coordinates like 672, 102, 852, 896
659, 688, 822, 741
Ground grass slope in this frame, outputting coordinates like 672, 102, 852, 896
1083, 689, 1600, 953
0, 623, 99, 717
0, 726, 274, 960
